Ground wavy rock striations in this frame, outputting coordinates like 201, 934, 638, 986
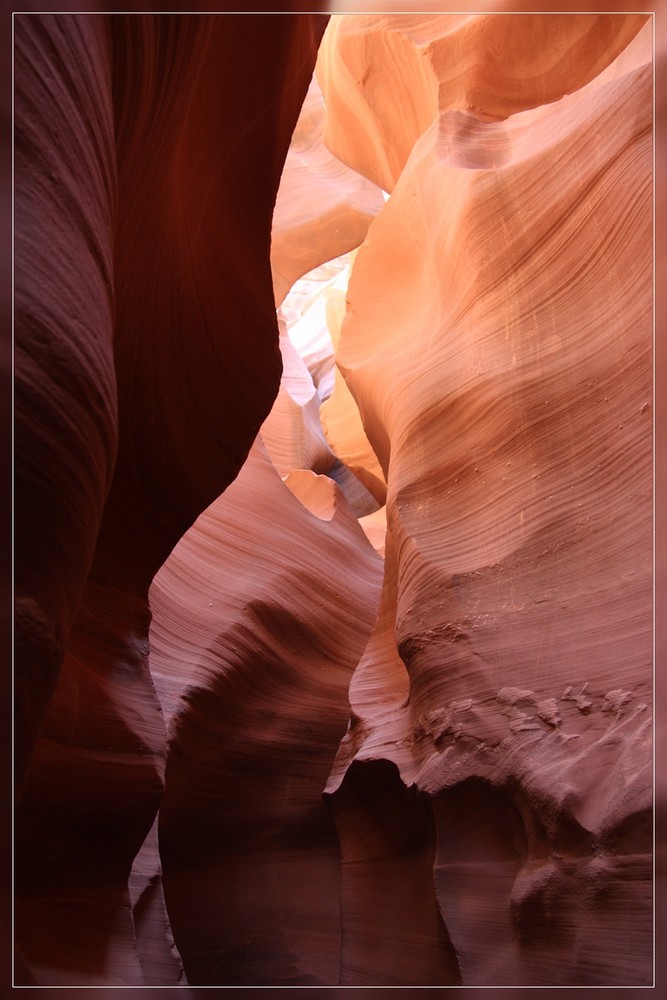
14, 9, 653, 989
323, 14, 653, 987
271, 74, 384, 306
14, 12, 328, 986
14, 14, 117, 795
317, 12, 648, 192
151, 441, 383, 985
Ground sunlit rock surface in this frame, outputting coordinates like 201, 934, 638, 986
271, 75, 384, 306
14, 9, 653, 989
318, 11, 648, 191
324, 14, 653, 987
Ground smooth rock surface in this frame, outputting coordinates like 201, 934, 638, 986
13, 9, 655, 989
317, 11, 648, 191
325, 15, 653, 986
151, 441, 383, 985
14, 11, 328, 986
271, 74, 384, 306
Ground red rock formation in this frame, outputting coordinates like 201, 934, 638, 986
150, 441, 383, 985
14, 13, 117, 794
13, 7, 655, 989
14, 11, 328, 986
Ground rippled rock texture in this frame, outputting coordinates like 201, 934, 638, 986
14, 11, 329, 986
15, 9, 653, 988
321, 11, 653, 988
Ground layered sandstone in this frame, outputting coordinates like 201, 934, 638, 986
150, 441, 383, 985
14, 12, 328, 986
14, 9, 654, 989
317, 11, 648, 191
321, 13, 653, 987
271, 74, 384, 306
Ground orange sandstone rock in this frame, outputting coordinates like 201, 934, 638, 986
326, 17, 653, 986
271, 74, 384, 306
318, 11, 649, 190
13, 9, 655, 989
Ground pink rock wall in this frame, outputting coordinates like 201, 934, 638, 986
151, 442, 383, 985
321, 13, 653, 987
13, 8, 655, 989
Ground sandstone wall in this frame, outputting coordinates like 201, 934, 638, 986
14, 10, 654, 987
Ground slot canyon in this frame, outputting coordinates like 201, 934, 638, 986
13, 8, 654, 988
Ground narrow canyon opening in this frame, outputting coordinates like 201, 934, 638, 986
13, 10, 654, 988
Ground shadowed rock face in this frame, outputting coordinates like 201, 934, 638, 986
14, 14, 118, 795
14, 10, 653, 988
152, 442, 383, 985
325, 758, 462, 987
14, 11, 329, 986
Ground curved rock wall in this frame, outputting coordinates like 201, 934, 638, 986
14, 12, 328, 986
14, 9, 654, 988
14, 13, 117, 795
317, 12, 648, 191
151, 442, 383, 985
322, 12, 653, 987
